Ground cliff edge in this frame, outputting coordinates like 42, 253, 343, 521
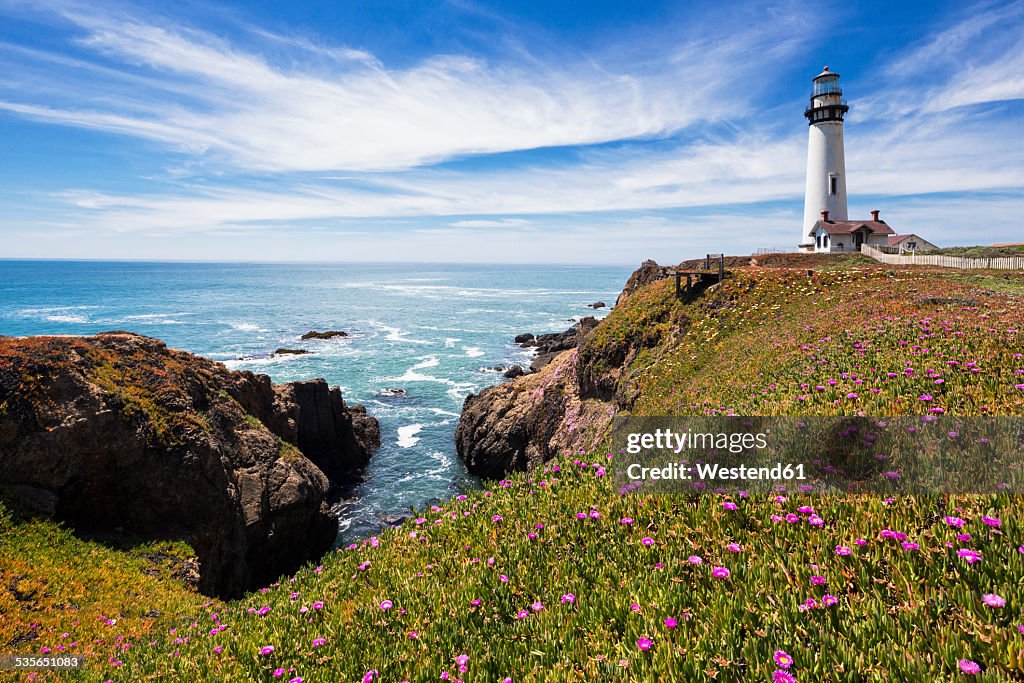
0, 332, 379, 598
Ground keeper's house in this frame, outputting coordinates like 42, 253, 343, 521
808, 209, 895, 253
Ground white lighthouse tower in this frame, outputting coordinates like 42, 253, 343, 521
800, 66, 849, 249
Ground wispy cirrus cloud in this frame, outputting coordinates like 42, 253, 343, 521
0, 2, 805, 173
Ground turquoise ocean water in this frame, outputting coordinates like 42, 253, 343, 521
0, 260, 631, 543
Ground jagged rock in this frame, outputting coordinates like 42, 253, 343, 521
587, 301, 606, 309
502, 365, 527, 379
456, 350, 615, 478
0, 332, 378, 599
513, 333, 536, 345
377, 388, 406, 397
615, 260, 672, 307
274, 348, 309, 355
300, 330, 349, 340
521, 317, 600, 371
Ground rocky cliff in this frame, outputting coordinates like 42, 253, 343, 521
0, 332, 378, 598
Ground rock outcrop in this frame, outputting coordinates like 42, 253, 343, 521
515, 317, 600, 372
456, 349, 616, 478
458, 261, 681, 478
301, 330, 348, 340
0, 332, 378, 598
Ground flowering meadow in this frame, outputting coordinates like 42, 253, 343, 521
2, 262, 1024, 682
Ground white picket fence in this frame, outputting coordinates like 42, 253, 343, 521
861, 244, 1024, 270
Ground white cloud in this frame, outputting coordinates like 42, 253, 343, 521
0, 4, 806, 173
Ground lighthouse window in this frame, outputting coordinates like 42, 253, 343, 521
829, 176, 838, 195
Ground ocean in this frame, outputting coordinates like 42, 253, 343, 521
0, 260, 631, 543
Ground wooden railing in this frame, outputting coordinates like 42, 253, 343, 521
861, 244, 1024, 270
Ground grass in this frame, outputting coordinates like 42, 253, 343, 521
2, 261, 1024, 682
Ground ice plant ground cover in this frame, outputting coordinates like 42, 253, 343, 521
2, 262, 1024, 681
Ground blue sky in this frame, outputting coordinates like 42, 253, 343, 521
0, 0, 1022, 264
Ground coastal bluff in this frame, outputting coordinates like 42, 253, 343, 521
0, 332, 378, 598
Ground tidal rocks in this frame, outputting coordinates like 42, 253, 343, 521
518, 317, 599, 371
274, 348, 309, 355
300, 330, 348, 340
587, 301, 606, 309
377, 388, 407, 397
513, 333, 536, 346
0, 332, 378, 598
502, 365, 527, 379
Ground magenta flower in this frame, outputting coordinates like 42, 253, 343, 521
712, 567, 730, 579
822, 594, 839, 606
958, 659, 981, 675
901, 541, 920, 551
810, 575, 826, 586
835, 545, 851, 556
957, 549, 981, 564
561, 594, 576, 604
516, 610, 529, 619
774, 650, 793, 669
944, 516, 965, 528
982, 593, 1005, 608
312, 638, 326, 648
531, 601, 544, 612
641, 537, 654, 546
773, 670, 796, 683
664, 617, 677, 629
260, 645, 275, 656
312, 601, 324, 610
273, 668, 285, 679
380, 600, 393, 611
637, 637, 652, 651
620, 517, 634, 525
492, 514, 503, 523
630, 603, 641, 612
688, 555, 703, 565
982, 516, 1001, 527
726, 543, 742, 553
362, 671, 379, 683
723, 501, 738, 511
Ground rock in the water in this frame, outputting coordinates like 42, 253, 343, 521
377, 388, 407, 397
518, 317, 600, 371
0, 332, 378, 599
274, 348, 309, 355
587, 301, 606, 309
513, 333, 536, 345
502, 365, 527, 379
300, 330, 348, 340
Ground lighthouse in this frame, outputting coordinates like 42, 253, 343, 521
800, 66, 849, 249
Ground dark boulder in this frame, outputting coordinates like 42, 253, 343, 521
502, 365, 527, 379
300, 330, 349, 340
274, 348, 309, 355
587, 301, 606, 309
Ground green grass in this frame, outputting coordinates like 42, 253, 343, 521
2, 262, 1024, 681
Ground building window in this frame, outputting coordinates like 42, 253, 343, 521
829, 176, 838, 195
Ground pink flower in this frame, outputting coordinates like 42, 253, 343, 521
944, 516, 965, 528
531, 601, 544, 612
822, 594, 839, 606
273, 669, 285, 679
957, 549, 981, 564
835, 545, 851, 556
810, 575, 826, 586
641, 537, 655, 546
516, 610, 529, 619
982, 593, 1005, 608
723, 502, 738, 511
774, 650, 793, 669
379, 600, 393, 610
620, 517, 634, 525
561, 594, 576, 604
958, 659, 981, 675
688, 555, 703, 565
312, 601, 324, 610
712, 567, 730, 579
362, 671, 379, 683
726, 543, 742, 553
637, 637, 652, 651
982, 516, 1002, 527
260, 645, 275, 656
664, 617, 677, 629
773, 670, 796, 683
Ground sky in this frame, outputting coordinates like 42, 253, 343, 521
0, 0, 1022, 264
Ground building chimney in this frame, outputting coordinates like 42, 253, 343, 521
820, 210, 830, 223
870, 209, 880, 222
